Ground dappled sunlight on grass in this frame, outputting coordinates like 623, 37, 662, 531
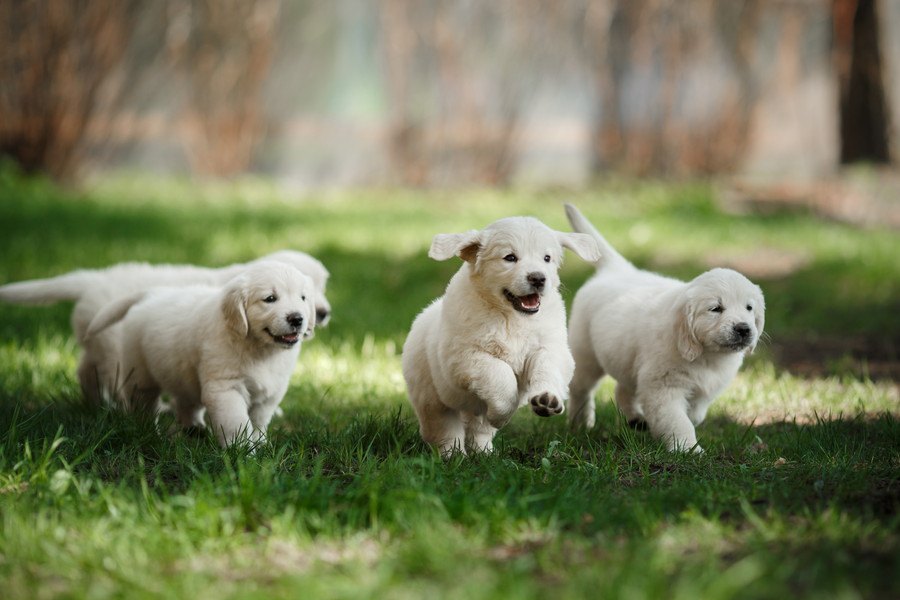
713, 364, 898, 425
290, 337, 407, 410
0, 336, 79, 401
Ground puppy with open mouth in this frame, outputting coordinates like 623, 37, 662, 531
85, 261, 316, 447
564, 204, 766, 452
0, 249, 330, 406
402, 216, 600, 456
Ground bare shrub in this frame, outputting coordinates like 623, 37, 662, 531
0, 0, 139, 181
165, 0, 281, 177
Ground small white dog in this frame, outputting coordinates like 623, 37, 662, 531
564, 204, 765, 452
0, 250, 330, 404
85, 261, 316, 447
402, 216, 600, 456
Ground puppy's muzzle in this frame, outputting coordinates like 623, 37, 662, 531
728, 322, 753, 348
265, 312, 306, 347
526, 272, 546, 291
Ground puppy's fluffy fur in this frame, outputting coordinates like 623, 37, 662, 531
86, 262, 316, 446
0, 250, 330, 404
565, 205, 765, 452
402, 216, 600, 456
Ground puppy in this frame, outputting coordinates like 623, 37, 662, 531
85, 261, 316, 447
0, 250, 330, 404
564, 204, 765, 452
402, 216, 600, 456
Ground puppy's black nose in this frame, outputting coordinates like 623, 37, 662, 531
733, 322, 751, 339
527, 272, 546, 290
286, 312, 305, 329
316, 308, 330, 325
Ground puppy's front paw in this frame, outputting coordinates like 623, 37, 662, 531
530, 392, 563, 417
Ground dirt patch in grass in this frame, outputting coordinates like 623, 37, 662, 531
771, 334, 898, 381
719, 171, 900, 230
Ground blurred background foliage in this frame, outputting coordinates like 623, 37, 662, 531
2, 0, 900, 191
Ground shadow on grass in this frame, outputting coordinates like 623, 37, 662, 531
1, 393, 896, 531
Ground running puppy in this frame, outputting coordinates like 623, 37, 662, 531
564, 204, 765, 452
402, 216, 600, 456
0, 250, 330, 403
86, 262, 316, 447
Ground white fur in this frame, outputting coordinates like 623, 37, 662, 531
402, 216, 600, 456
85, 262, 316, 447
0, 250, 330, 404
564, 204, 765, 452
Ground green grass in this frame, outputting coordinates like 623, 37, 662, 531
0, 165, 898, 599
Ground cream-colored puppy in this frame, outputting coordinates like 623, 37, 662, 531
565, 204, 765, 452
0, 250, 330, 404
85, 261, 316, 447
402, 216, 600, 456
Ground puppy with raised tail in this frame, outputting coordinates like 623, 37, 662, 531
564, 204, 765, 452
86, 261, 316, 447
0, 250, 330, 405
402, 216, 600, 456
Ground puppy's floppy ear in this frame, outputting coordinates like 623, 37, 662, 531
429, 230, 482, 263
557, 232, 601, 263
303, 286, 317, 340
746, 285, 766, 356
676, 298, 702, 362
221, 277, 249, 337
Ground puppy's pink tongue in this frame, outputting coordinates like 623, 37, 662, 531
520, 294, 540, 310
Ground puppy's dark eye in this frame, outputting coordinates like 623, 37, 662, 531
263, 295, 277, 303
301, 295, 307, 301
544, 255, 551, 263
746, 304, 753, 311
709, 305, 723, 313
503, 254, 518, 262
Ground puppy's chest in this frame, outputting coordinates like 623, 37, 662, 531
668, 362, 739, 402
238, 354, 296, 404
473, 332, 535, 373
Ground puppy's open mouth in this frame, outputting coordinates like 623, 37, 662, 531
504, 290, 541, 314
266, 329, 300, 347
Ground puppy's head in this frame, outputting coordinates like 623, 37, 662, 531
222, 261, 317, 349
255, 250, 332, 327
676, 268, 765, 361
429, 217, 599, 316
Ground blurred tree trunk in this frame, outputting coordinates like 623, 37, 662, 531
834, 0, 890, 163
378, 0, 530, 186
0, 0, 139, 181
166, 0, 281, 177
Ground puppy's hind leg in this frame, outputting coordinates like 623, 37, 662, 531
414, 395, 466, 457
464, 413, 496, 454
614, 384, 646, 430
567, 348, 603, 430
172, 399, 207, 430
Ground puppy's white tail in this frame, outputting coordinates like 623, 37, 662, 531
0, 271, 100, 305
564, 203, 632, 272
85, 292, 146, 339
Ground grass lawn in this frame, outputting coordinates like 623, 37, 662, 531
0, 166, 897, 599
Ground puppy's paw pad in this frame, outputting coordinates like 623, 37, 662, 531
530, 392, 562, 417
